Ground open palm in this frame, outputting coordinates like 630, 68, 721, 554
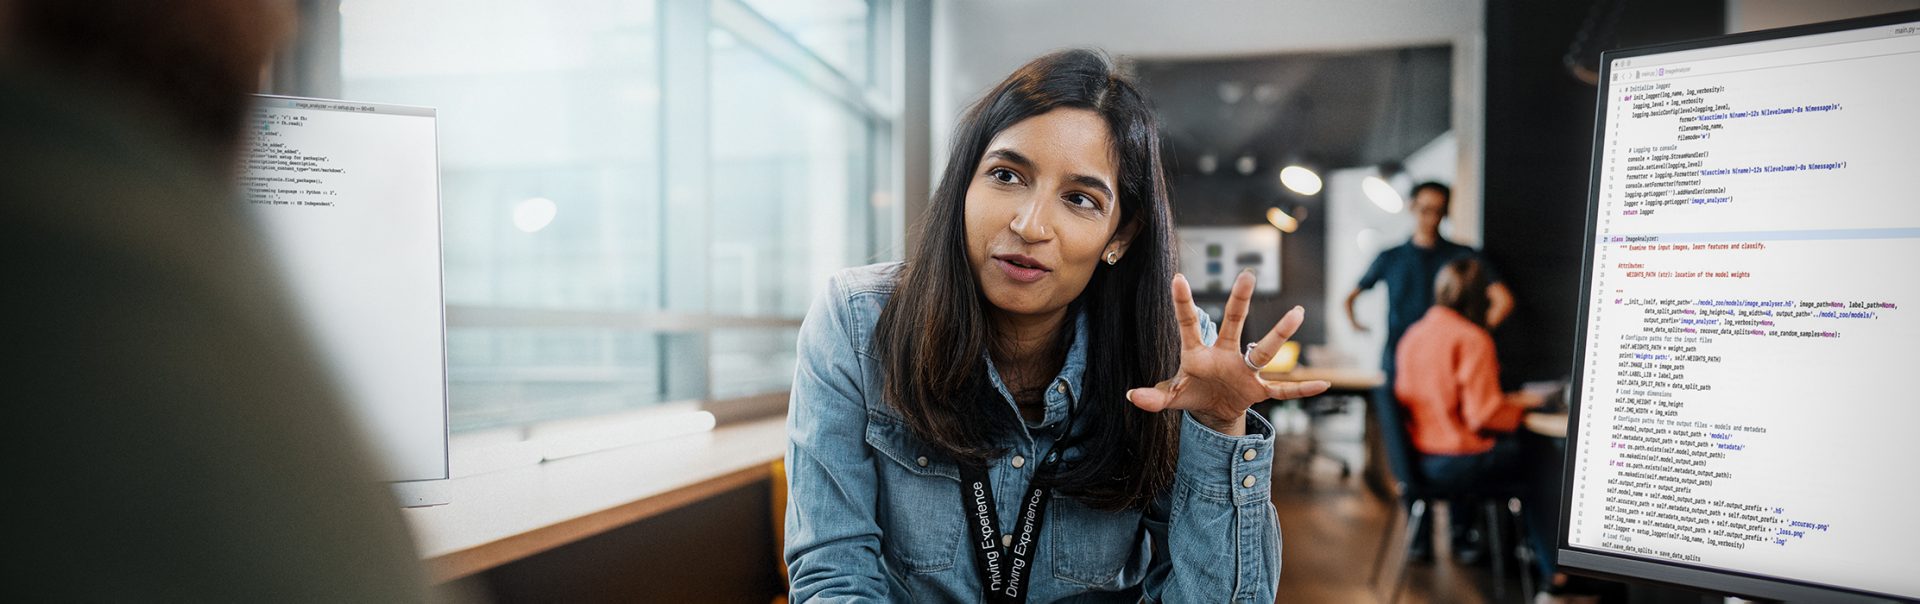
1126, 271, 1331, 436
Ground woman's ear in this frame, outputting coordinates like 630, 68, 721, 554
1105, 219, 1143, 263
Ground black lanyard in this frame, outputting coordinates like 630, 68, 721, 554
958, 449, 1059, 604
958, 398, 1077, 604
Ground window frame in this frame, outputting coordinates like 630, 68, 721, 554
273, 0, 904, 439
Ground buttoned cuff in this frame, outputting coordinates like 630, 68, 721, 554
1177, 409, 1276, 506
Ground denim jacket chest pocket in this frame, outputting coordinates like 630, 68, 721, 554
862, 409, 963, 574
1048, 490, 1150, 587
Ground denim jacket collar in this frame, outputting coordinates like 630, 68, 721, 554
981, 309, 1087, 430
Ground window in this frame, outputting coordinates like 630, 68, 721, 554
294, 0, 899, 434
740, 0, 875, 84
707, 26, 879, 399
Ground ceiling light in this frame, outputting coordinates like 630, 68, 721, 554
1218, 81, 1247, 104
1197, 153, 1218, 175
1362, 176, 1404, 213
1266, 207, 1299, 233
1279, 165, 1322, 196
1235, 155, 1257, 176
1252, 83, 1282, 105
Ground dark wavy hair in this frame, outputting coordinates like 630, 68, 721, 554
872, 49, 1182, 511
1436, 257, 1491, 328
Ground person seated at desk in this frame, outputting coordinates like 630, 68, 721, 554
1394, 257, 1544, 469
1396, 258, 1585, 599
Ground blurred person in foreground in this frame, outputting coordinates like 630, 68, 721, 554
1, 0, 430, 600
1396, 258, 1597, 602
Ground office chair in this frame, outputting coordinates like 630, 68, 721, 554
1367, 387, 1535, 603
1267, 393, 1356, 482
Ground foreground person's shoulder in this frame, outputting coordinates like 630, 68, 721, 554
830, 261, 904, 297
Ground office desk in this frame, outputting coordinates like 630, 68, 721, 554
1524, 411, 1569, 439
1260, 366, 1386, 393
403, 416, 786, 584
1258, 367, 1387, 490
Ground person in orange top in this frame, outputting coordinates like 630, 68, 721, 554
1397, 258, 1596, 602
1395, 258, 1545, 460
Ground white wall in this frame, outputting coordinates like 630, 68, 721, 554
1320, 131, 1457, 368
930, 0, 1489, 241
933, 0, 1484, 123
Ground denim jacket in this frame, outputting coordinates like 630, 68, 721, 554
785, 263, 1281, 603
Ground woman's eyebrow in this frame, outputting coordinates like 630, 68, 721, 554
983, 148, 1035, 169
1067, 174, 1114, 200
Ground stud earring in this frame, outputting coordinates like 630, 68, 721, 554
1105, 250, 1120, 265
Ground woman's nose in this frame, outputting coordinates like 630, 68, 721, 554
1008, 194, 1053, 243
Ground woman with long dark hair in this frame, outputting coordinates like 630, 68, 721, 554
784, 49, 1330, 602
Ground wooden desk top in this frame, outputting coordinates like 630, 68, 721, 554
402, 416, 787, 583
1524, 411, 1569, 438
1259, 366, 1386, 392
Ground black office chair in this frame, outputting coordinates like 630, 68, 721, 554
1268, 393, 1356, 482
1367, 387, 1535, 603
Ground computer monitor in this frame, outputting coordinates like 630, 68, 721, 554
1564, 10, 1920, 602
241, 95, 450, 507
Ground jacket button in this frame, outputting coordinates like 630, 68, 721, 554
1243, 448, 1258, 461
1002, 534, 1014, 547
1011, 455, 1026, 469
915, 456, 929, 467
1242, 475, 1257, 488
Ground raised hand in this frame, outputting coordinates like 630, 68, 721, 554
1125, 271, 1332, 436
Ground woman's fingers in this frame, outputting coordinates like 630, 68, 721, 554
1215, 270, 1256, 347
1265, 379, 1332, 401
1126, 378, 1179, 412
1170, 274, 1204, 350
1247, 306, 1306, 367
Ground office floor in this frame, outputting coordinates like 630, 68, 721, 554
1267, 403, 1527, 604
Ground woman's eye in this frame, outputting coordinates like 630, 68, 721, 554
1066, 193, 1098, 209
987, 167, 1022, 185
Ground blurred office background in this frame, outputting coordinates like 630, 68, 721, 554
258, 0, 1920, 601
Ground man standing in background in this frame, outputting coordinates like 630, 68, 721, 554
1347, 181, 1515, 372
2, 1, 430, 600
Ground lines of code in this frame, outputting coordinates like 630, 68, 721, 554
241, 108, 353, 208
1570, 24, 1920, 599
1613, 81, 1850, 219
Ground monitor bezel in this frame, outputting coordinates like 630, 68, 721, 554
1561, 9, 1920, 603
248, 94, 452, 506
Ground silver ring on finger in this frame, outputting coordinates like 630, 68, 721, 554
1243, 342, 1264, 371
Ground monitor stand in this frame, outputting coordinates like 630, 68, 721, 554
391, 478, 450, 508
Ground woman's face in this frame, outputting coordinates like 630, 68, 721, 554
964, 108, 1131, 319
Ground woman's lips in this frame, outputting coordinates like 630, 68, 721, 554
993, 257, 1049, 283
